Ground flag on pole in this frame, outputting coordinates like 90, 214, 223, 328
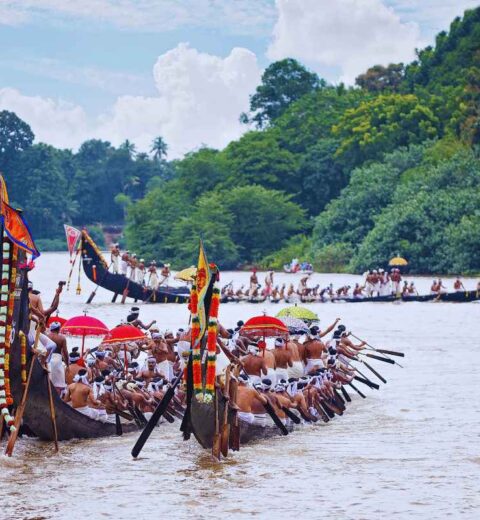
195, 240, 212, 341
64, 224, 81, 260
1, 202, 40, 259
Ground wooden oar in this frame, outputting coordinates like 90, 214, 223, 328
5, 355, 36, 456
281, 406, 301, 424
86, 261, 113, 304
110, 381, 123, 436
340, 386, 351, 402
375, 349, 405, 357
361, 360, 387, 384
220, 367, 231, 457
212, 387, 221, 460
45, 370, 59, 453
131, 373, 182, 458
354, 375, 379, 390
348, 382, 366, 399
121, 277, 132, 304
351, 333, 404, 367
262, 395, 289, 434
362, 352, 395, 365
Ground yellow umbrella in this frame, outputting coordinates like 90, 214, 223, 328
174, 266, 197, 282
389, 256, 408, 267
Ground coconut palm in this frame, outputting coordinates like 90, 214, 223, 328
150, 136, 168, 162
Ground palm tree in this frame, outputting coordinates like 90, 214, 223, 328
120, 139, 136, 158
150, 136, 168, 162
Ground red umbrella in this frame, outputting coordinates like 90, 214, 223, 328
240, 314, 289, 339
47, 315, 67, 327
102, 324, 146, 345
61, 314, 109, 355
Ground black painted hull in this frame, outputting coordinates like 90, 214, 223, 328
81, 231, 190, 304
9, 262, 140, 441
331, 289, 480, 303
190, 394, 293, 449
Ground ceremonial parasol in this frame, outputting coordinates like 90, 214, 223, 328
279, 316, 309, 335
61, 314, 109, 355
276, 304, 319, 324
174, 266, 197, 282
240, 314, 289, 339
46, 315, 67, 327
102, 324, 146, 345
389, 256, 408, 267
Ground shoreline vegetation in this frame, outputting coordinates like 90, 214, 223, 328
1, 9, 479, 275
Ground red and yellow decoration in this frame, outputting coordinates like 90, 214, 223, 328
0, 236, 16, 432
190, 242, 220, 403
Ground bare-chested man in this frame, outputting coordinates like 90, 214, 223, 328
63, 369, 102, 420
111, 243, 120, 274
236, 375, 269, 427
46, 322, 69, 394
126, 307, 156, 331
260, 341, 277, 385
272, 338, 292, 384
141, 357, 166, 383
286, 336, 305, 379
241, 345, 268, 386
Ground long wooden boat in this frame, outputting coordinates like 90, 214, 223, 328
330, 289, 480, 303
189, 393, 293, 449
8, 254, 140, 441
81, 230, 190, 304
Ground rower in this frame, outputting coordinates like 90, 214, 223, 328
141, 356, 166, 383
136, 259, 146, 285
159, 263, 171, 286
126, 307, 156, 331
235, 374, 268, 427
110, 243, 120, 274
129, 254, 138, 281
453, 277, 465, 292
408, 281, 417, 295
46, 322, 69, 395
63, 369, 102, 420
272, 338, 292, 385
241, 344, 268, 386
120, 251, 130, 276
260, 340, 277, 385
353, 283, 364, 299
147, 261, 159, 290
249, 268, 259, 294
286, 336, 305, 379
303, 329, 326, 374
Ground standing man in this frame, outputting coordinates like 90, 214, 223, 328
120, 251, 130, 276
159, 263, 171, 286
111, 243, 120, 274
46, 321, 69, 394
250, 269, 259, 294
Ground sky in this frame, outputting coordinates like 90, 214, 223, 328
0, 0, 478, 157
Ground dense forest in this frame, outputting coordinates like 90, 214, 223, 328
0, 8, 479, 273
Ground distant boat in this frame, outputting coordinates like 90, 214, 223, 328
81, 230, 190, 304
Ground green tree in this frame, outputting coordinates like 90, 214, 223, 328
355, 63, 405, 92
333, 94, 439, 168
150, 136, 168, 161
0, 110, 34, 175
241, 58, 321, 128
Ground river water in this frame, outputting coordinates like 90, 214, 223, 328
1, 253, 479, 520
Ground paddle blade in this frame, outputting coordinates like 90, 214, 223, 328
376, 349, 405, 357
363, 361, 387, 384
354, 375, 380, 390
221, 424, 230, 457
340, 386, 351, 402
131, 377, 180, 458
263, 400, 288, 435
365, 353, 395, 364
115, 414, 123, 436
348, 382, 366, 398
86, 291, 96, 304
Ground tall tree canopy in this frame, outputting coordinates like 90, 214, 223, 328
241, 58, 321, 128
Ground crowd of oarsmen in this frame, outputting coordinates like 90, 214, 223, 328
37, 300, 370, 429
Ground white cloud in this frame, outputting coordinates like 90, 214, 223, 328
0, 44, 261, 157
386, 1, 479, 37
0, 87, 90, 149
268, 0, 421, 84
0, 0, 276, 35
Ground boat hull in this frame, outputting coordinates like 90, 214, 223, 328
81, 231, 190, 304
